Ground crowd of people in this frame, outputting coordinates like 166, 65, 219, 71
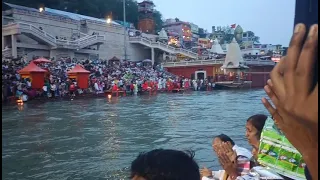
2, 54, 226, 102
128, 23, 318, 180
2, 54, 215, 102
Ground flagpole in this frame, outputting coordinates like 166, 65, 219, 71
123, 0, 127, 61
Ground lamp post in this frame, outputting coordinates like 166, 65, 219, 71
39, 7, 44, 13
106, 17, 112, 24
123, 0, 127, 61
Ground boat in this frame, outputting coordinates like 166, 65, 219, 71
213, 81, 252, 90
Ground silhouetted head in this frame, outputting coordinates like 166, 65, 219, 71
245, 114, 267, 146
130, 149, 200, 180
212, 134, 235, 147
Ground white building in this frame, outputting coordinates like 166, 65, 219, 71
2, 3, 197, 64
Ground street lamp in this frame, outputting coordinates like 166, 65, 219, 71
123, 0, 127, 61
106, 17, 112, 24
39, 7, 45, 13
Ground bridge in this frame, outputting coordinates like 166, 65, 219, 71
129, 37, 198, 59
2, 22, 105, 50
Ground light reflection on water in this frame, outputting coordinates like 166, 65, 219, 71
2, 90, 268, 179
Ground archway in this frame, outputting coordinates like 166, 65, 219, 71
195, 70, 207, 80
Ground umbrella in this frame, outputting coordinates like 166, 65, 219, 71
32, 58, 52, 64
142, 59, 152, 62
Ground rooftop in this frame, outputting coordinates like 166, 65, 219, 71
3, 2, 121, 26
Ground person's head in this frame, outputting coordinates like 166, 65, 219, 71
245, 114, 267, 146
212, 134, 235, 147
130, 149, 200, 180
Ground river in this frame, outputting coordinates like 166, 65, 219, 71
2, 89, 268, 180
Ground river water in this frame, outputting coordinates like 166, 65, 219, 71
2, 89, 268, 180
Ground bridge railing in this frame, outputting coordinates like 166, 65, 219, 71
162, 59, 275, 67
18, 22, 57, 44
8, 22, 105, 48
129, 37, 198, 57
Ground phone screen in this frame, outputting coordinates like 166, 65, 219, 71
294, 0, 318, 88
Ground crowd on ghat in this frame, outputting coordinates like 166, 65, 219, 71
2, 55, 222, 102
1, 24, 318, 180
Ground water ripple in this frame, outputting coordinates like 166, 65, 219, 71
2, 89, 268, 179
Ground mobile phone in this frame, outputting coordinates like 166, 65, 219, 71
294, 0, 318, 88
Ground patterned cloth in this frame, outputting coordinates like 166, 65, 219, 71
236, 155, 251, 176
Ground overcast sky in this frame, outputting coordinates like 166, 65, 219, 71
138, 0, 295, 46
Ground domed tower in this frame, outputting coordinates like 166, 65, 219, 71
138, 0, 155, 34
222, 38, 248, 72
234, 25, 243, 42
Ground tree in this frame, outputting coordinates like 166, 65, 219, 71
246, 31, 260, 43
252, 36, 260, 43
221, 34, 234, 44
153, 10, 164, 32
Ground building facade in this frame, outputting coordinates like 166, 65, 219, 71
163, 19, 192, 48
137, 0, 155, 34
2, 2, 150, 61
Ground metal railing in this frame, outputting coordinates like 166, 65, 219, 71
18, 23, 56, 44
244, 59, 275, 65
5, 22, 106, 49
162, 59, 275, 67
129, 37, 198, 58
56, 34, 105, 48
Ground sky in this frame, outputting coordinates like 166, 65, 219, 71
138, 0, 295, 46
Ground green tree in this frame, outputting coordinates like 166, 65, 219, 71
246, 31, 260, 43
221, 34, 234, 44
153, 10, 164, 33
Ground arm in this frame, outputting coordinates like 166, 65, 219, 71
301, 148, 318, 180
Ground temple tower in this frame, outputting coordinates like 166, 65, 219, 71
138, 0, 155, 34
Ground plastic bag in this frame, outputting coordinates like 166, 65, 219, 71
257, 117, 306, 180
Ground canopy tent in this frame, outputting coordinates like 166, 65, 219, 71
32, 58, 52, 64
109, 56, 120, 61
67, 64, 90, 74
108, 56, 120, 65
18, 62, 47, 89
67, 65, 90, 89
18, 61, 47, 75
142, 59, 152, 62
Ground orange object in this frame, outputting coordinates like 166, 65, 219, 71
18, 62, 47, 89
112, 85, 118, 91
16, 99, 24, 105
69, 84, 76, 91
67, 65, 90, 89
142, 82, 149, 91
32, 58, 52, 64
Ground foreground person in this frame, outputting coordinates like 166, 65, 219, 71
245, 114, 267, 148
201, 134, 252, 180
262, 23, 318, 180
130, 149, 200, 180
210, 115, 270, 180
